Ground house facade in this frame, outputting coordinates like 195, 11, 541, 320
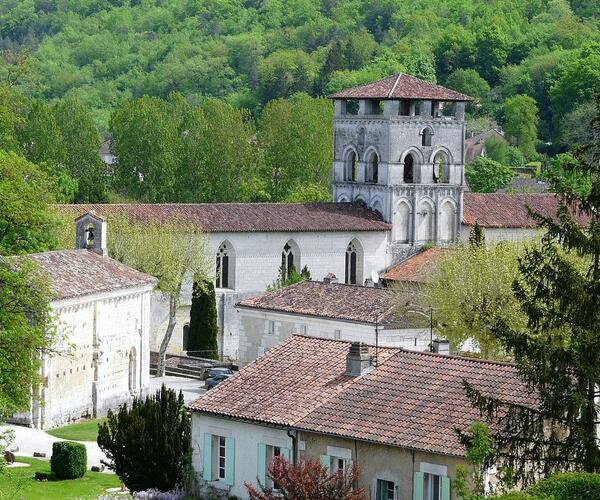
189, 336, 533, 499
11, 214, 157, 429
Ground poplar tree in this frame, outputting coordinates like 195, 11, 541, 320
462, 96, 600, 485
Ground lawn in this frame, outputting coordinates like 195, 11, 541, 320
46, 418, 106, 441
0, 456, 122, 500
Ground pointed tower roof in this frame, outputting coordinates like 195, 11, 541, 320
330, 73, 472, 101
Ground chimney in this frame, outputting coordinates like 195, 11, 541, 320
345, 342, 373, 377
323, 273, 338, 284
75, 211, 107, 257
432, 338, 450, 355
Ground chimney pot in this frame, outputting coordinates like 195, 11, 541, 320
432, 338, 450, 355
345, 342, 373, 377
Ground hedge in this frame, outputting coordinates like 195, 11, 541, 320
493, 472, 600, 499
50, 441, 87, 479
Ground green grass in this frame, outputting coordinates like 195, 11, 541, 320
46, 418, 106, 442
0, 456, 122, 500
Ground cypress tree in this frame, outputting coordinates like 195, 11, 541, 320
468, 221, 485, 248
461, 96, 600, 485
187, 281, 219, 359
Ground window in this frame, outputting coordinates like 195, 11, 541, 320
268, 446, 282, 490
345, 150, 358, 181
345, 242, 358, 284
128, 348, 137, 393
268, 321, 275, 335
399, 100, 410, 116
433, 152, 450, 183
182, 324, 190, 351
422, 128, 433, 147
377, 479, 395, 500
332, 457, 347, 473
366, 151, 379, 183
215, 243, 230, 289
424, 473, 441, 500
218, 436, 227, 480
334, 329, 341, 340
404, 154, 415, 183
282, 243, 294, 277
299, 324, 307, 335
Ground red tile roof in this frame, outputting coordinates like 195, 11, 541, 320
331, 73, 472, 101
383, 248, 447, 283
237, 280, 397, 325
26, 250, 157, 300
55, 203, 391, 233
463, 193, 589, 229
190, 336, 534, 456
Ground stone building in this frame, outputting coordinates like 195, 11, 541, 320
189, 335, 534, 499
11, 213, 157, 429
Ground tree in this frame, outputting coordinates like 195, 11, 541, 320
465, 157, 514, 193
267, 264, 310, 291
503, 95, 539, 159
468, 222, 485, 249
423, 241, 527, 359
53, 97, 107, 203
542, 152, 591, 198
97, 385, 191, 493
445, 69, 490, 107
246, 457, 365, 500
256, 50, 317, 103
187, 281, 219, 359
462, 95, 600, 485
0, 151, 59, 255
0, 257, 55, 419
108, 218, 210, 377
474, 25, 509, 85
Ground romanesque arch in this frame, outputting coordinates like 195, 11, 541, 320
343, 146, 359, 182
394, 199, 411, 243
401, 148, 424, 184
365, 147, 380, 183
337, 194, 350, 203
370, 197, 383, 217
430, 147, 453, 184
416, 198, 435, 242
345, 238, 364, 285
439, 199, 457, 242
216, 240, 235, 289
421, 126, 434, 147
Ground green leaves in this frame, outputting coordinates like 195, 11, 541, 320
465, 157, 514, 193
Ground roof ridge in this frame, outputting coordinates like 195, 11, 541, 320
387, 73, 402, 98
394, 346, 516, 368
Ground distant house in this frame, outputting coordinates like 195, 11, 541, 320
464, 129, 505, 164
235, 279, 437, 363
11, 213, 157, 429
99, 139, 116, 165
189, 335, 533, 500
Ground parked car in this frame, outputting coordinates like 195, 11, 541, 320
205, 373, 232, 390
202, 367, 233, 381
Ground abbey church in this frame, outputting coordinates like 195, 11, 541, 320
62, 73, 562, 361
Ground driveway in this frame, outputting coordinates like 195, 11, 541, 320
148, 375, 206, 405
2, 423, 107, 470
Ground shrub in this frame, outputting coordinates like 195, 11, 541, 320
526, 472, 600, 499
50, 441, 87, 479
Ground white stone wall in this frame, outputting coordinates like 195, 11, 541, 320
191, 412, 292, 499
459, 225, 541, 244
235, 308, 434, 365
23, 285, 153, 429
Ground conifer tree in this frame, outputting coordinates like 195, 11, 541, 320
468, 222, 485, 249
461, 96, 600, 485
97, 385, 191, 493
187, 281, 219, 359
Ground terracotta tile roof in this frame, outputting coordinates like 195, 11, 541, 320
463, 193, 589, 229
331, 73, 472, 101
55, 203, 391, 233
383, 248, 447, 283
190, 336, 533, 456
189, 336, 398, 426
25, 250, 157, 300
236, 280, 396, 325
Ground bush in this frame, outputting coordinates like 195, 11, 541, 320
526, 472, 600, 499
50, 441, 87, 479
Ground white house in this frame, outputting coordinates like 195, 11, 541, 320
189, 335, 534, 499
11, 213, 157, 429
234, 279, 442, 364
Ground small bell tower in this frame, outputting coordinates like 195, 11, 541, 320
75, 211, 107, 257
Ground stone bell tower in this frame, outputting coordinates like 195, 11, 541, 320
75, 211, 107, 256
330, 73, 471, 262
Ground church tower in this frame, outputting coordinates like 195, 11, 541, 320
330, 73, 471, 262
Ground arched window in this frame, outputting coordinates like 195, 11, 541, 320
395, 201, 411, 243
128, 348, 137, 394
433, 151, 450, 183
416, 199, 434, 242
440, 201, 456, 242
358, 127, 366, 150
281, 241, 297, 279
366, 151, 379, 183
182, 323, 190, 351
345, 239, 364, 285
345, 150, 358, 181
422, 127, 434, 147
215, 242, 231, 289
404, 154, 415, 184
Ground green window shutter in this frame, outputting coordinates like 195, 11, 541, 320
413, 471, 424, 500
257, 443, 267, 486
281, 447, 291, 463
225, 437, 235, 486
441, 476, 450, 500
203, 433, 212, 481
320, 454, 331, 474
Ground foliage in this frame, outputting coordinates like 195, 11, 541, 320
50, 441, 86, 480
0, 456, 120, 500
107, 217, 210, 376
465, 157, 514, 193
503, 95, 539, 159
526, 472, 600, 499
0, 257, 55, 419
424, 242, 527, 359
484, 138, 525, 169
267, 265, 310, 291
0, 151, 59, 255
454, 422, 494, 499
246, 456, 365, 500
446, 69, 490, 101
461, 96, 600, 485
46, 418, 106, 442
468, 222, 485, 249
284, 183, 331, 203
188, 281, 219, 359
97, 385, 191, 493
541, 153, 591, 198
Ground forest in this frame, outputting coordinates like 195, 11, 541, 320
0, 0, 598, 203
